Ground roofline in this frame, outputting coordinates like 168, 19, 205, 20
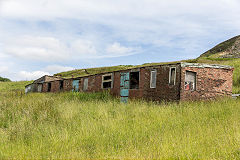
70, 62, 182, 79
69, 62, 233, 80
180, 62, 234, 69
36, 62, 234, 82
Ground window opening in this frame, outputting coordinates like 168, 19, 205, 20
60, 81, 64, 90
150, 70, 157, 88
130, 72, 139, 89
47, 83, 51, 92
185, 71, 196, 91
169, 67, 176, 85
102, 74, 113, 89
83, 78, 88, 91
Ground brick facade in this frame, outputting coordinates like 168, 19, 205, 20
180, 67, 233, 100
26, 63, 234, 101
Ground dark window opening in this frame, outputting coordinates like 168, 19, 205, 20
103, 75, 112, 81
102, 74, 113, 89
47, 83, 51, 92
169, 68, 176, 85
130, 72, 139, 89
103, 81, 112, 89
60, 81, 64, 90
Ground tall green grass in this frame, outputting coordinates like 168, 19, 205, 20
1, 88, 240, 159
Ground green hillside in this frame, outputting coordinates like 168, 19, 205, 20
199, 35, 240, 58
0, 76, 11, 82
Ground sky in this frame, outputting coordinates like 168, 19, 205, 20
0, 0, 240, 81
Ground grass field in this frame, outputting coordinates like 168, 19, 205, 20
1, 81, 240, 159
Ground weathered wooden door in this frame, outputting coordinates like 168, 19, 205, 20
120, 72, 130, 103
72, 80, 79, 92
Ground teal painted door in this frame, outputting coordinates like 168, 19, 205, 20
120, 72, 130, 103
72, 80, 79, 92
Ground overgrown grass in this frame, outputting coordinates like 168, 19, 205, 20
1, 82, 240, 159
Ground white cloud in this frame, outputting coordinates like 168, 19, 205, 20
17, 70, 50, 80
106, 42, 141, 57
0, 66, 8, 73
71, 39, 97, 56
4, 36, 69, 62
0, 0, 240, 81
2, 36, 140, 61
44, 65, 74, 74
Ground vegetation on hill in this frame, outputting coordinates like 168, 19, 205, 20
0, 76, 11, 82
199, 35, 240, 58
0, 82, 240, 159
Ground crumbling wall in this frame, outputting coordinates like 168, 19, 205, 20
180, 67, 233, 100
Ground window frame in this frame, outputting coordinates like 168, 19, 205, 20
102, 73, 113, 89
150, 69, 157, 88
83, 78, 88, 91
169, 67, 176, 85
184, 70, 197, 91
130, 71, 140, 89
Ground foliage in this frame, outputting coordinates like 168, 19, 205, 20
0, 76, 11, 82
1, 82, 240, 159
199, 35, 240, 58
0, 81, 32, 92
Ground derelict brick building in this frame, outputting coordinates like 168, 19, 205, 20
25, 63, 234, 101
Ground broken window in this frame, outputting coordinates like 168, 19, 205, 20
47, 83, 51, 92
83, 78, 88, 91
150, 70, 157, 88
59, 81, 64, 90
169, 67, 176, 85
130, 72, 139, 89
102, 73, 113, 89
185, 71, 196, 91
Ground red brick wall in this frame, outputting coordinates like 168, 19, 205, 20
42, 81, 61, 93
73, 65, 181, 101
180, 67, 233, 101
63, 79, 73, 92
50, 81, 60, 93
42, 83, 48, 93
142, 64, 181, 101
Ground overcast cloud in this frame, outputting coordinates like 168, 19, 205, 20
0, 0, 240, 80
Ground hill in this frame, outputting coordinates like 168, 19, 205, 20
199, 35, 240, 58
0, 76, 11, 82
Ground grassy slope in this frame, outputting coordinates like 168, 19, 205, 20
1, 81, 240, 159
199, 35, 240, 58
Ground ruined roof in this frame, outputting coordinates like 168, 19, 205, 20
180, 62, 233, 69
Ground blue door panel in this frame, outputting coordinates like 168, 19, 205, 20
120, 72, 130, 103
120, 89, 129, 97
72, 80, 79, 92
